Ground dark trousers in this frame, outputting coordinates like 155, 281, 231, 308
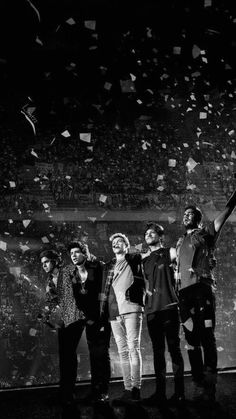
179, 283, 217, 385
58, 320, 111, 402
147, 308, 184, 398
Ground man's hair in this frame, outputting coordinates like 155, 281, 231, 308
67, 241, 87, 254
109, 233, 130, 249
144, 222, 164, 237
40, 249, 59, 261
184, 205, 203, 225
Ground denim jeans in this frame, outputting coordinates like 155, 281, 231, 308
111, 312, 143, 390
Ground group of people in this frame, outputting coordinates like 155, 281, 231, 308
40, 188, 236, 413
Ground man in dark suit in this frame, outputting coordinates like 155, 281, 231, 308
40, 242, 111, 408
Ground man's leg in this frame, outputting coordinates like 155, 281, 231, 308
200, 285, 217, 401
179, 287, 204, 385
165, 308, 185, 400
125, 313, 143, 396
58, 320, 85, 404
86, 320, 111, 400
146, 312, 167, 401
111, 317, 132, 391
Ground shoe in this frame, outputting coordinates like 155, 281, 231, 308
77, 391, 95, 404
94, 393, 109, 404
192, 380, 205, 401
119, 390, 133, 401
142, 393, 167, 407
168, 393, 185, 407
112, 390, 133, 406
132, 387, 141, 401
202, 386, 216, 403
61, 401, 78, 419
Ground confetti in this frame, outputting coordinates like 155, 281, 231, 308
183, 318, 193, 331
104, 82, 112, 90
99, 194, 107, 203
186, 184, 197, 190
29, 328, 37, 336
186, 157, 199, 172
168, 159, 176, 167
19, 244, 30, 253
173, 46, 181, 55
41, 236, 49, 243
87, 217, 97, 223
84, 20, 96, 30
0, 241, 7, 251
23, 220, 31, 228
31, 149, 39, 158
66, 17, 76, 25
61, 130, 71, 138
80, 133, 91, 143
120, 80, 136, 93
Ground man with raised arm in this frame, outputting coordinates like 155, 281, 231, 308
100, 233, 146, 402
176, 189, 236, 402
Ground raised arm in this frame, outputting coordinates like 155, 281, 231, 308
214, 189, 236, 233
169, 247, 177, 262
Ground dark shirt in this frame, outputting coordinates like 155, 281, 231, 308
143, 248, 178, 314
176, 222, 218, 290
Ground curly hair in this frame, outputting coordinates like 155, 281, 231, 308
40, 249, 60, 261
184, 205, 202, 225
144, 222, 164, 237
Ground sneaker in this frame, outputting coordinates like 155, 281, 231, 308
168, 393, 185, 407
119, 390, 133, 401
142, 393, 167, 407
77, 391, 95, 404
192, 380, 205, 401
112, 390, 132, 405
95, 393, 109, 404
132, 387, 141, 401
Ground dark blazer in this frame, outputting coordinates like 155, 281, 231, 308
100, 253, 146, 320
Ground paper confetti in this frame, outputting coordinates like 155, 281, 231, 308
23, 220, 31, 228
186, 157, 199, 172
41, 237, 49, 243
61, 130, 71, 138
80, 133, 91, 143
168, 159, 177, 167
0, 241, 7, 251
99, 194, 107, 203
66, 18, 76, 25
84, 20, 96, 30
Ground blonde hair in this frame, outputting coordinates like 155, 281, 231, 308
109, 233, 130, 249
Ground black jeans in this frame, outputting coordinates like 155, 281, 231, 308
58, 319, 111, 402
179, 283, 217, 384
147, 308, 184, 398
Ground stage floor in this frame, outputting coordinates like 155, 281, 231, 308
0, 371, 235, 419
